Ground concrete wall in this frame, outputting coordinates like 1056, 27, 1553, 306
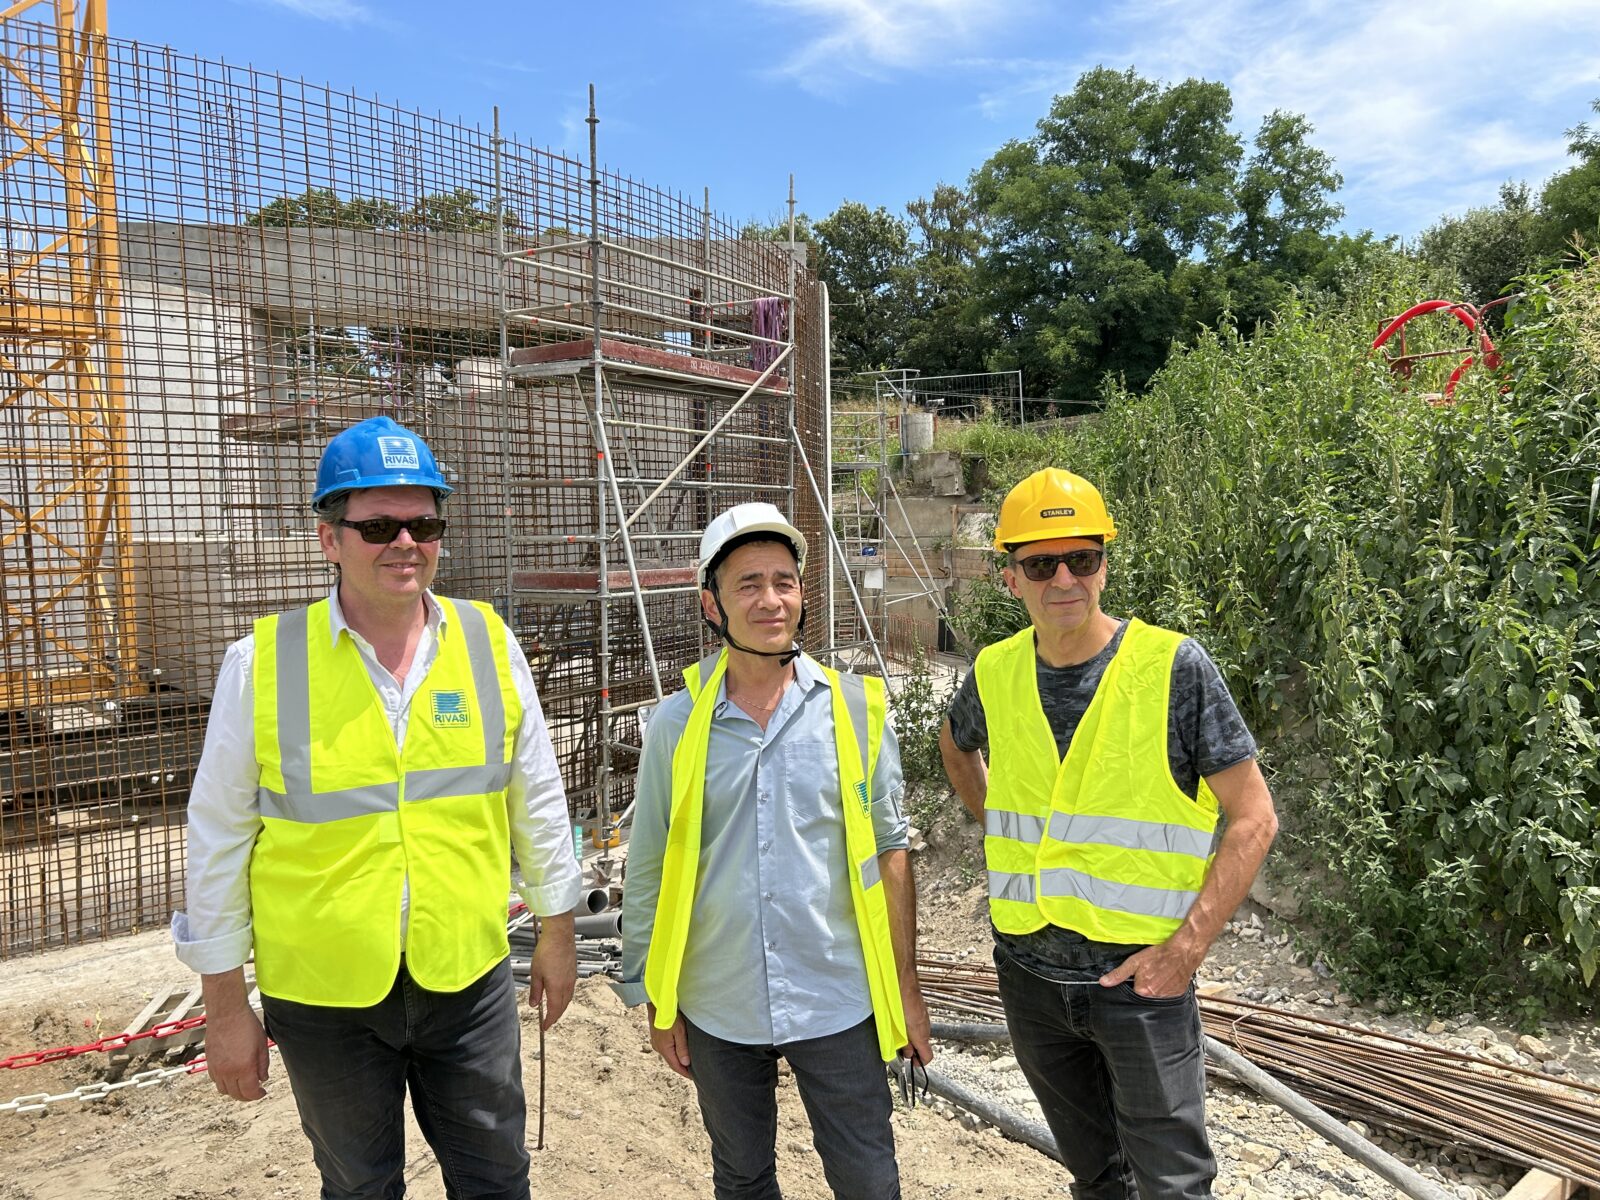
117, 224, 805, 337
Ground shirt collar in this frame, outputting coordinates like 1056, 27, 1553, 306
326, 585, 445, 647
716, 649, 827, 701
790, 651, 828, 691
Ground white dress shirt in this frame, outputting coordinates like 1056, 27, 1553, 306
171, 587, 580, 975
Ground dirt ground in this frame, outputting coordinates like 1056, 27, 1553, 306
4, 806, 1597, 1200
0, 926, 1071, 1200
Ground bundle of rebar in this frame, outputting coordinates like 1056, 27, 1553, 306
916, 955, 1600, 1189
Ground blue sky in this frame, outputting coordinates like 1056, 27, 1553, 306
113, 0, 1600, 241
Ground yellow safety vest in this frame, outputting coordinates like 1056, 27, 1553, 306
975, 620, 1219, 944
250, 596, 523, 1006
644, 650, 908, 1061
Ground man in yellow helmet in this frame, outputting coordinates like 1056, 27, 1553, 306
171, 416, 580, 1200
940, 468, 1278, 1199
617, 501, 932, 1200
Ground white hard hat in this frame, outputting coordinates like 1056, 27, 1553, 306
697, 502, 808, 590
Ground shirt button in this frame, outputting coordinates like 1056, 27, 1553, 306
761, 841, 772, 853
767, 941, 777, 951
763, 892, 774, 901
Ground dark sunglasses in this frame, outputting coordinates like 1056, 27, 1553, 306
1017, 549, 1104, 581
337, 516, 448, 544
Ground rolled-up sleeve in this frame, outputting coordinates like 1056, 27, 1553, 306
872, 716, 909, 854
171, 638, 262, 975
506, 639, 582, 917
614, 694, 685, 1008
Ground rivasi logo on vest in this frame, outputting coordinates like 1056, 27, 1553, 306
1039, 506, 1076, 518
430, 690, 471, 727
377, 436, 420, 471
855, 779, 870, 815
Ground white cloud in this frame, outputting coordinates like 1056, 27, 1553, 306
1071, 0, 1600, 235
255, 0, 375, 24
758, 0, 1028, 94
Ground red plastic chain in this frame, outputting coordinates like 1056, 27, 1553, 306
0, 1015, 208, 1070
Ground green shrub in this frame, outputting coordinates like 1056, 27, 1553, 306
939, 253, 1600, 1015
888, 648, 958, 824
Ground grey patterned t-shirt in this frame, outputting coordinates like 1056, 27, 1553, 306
946, 619, 1257, 971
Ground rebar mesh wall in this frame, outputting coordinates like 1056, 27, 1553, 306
0, 21, 828, 955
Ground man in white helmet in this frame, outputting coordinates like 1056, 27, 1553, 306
618, 501, 932, 1200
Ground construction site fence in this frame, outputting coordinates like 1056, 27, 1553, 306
0, 18, 829, 956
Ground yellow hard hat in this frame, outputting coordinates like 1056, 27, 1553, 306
992, 468, 1118, 551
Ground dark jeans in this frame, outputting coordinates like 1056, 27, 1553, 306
994, 942, 1214, 1200
681, 1015, 900, 1200
260, 957, 529, 1200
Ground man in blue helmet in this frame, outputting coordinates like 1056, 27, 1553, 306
172, 415, 581, 1200
617, 501, 932, 1200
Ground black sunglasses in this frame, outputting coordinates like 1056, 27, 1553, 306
1017, 549, 1104, 581
337, 516, 448, 544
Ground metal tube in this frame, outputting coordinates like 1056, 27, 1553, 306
821, 281, 836, 654
493, 105, 513, 623
790, 415, 891, 680
499, 237, 591, 258
596, 237, 787, 295
619, 344, 794, 531
510, 285, 784, 347
603, 418, 790, 445
508, 273, 786, 338
586, 84, 614, 847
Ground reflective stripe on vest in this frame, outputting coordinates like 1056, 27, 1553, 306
646, 649, 907, 1061
975, 620, 1219, 944
250, 596, 522, 1006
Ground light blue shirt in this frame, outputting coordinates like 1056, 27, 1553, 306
617, 653, 907, 1046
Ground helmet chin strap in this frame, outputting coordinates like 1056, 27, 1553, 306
704, 586, 805, 666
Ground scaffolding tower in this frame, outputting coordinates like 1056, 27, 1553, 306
492, 91, 808, 855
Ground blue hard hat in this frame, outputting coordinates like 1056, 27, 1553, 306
312, 415, 453, 507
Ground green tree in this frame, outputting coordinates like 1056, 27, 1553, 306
1418, 182, 1545, 317
1540, 97, 1600, 256
970, 67, 1242, 400
1214, 111, 1345, 331
898, 183, 991, 376
247, 187, 402, 230
812, 201, 913, 374
245, 185, 515, 234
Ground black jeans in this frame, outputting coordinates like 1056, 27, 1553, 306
994, 942, 1214, 1200
681, 1015, 901, 1200
260, 957, 529, 1200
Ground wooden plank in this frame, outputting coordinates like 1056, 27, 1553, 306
110, 982, 183, 1078
1502, 1169, 1577, 1200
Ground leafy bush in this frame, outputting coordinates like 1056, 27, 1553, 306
888, 649, 958, 825
940, 253, 1600, 1015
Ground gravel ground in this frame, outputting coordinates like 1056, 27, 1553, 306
908, 799, 1600, 1200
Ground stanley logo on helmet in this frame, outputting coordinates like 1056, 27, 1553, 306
1039, 507, 1076, 518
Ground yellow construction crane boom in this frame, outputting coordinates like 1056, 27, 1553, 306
0, 0, 137, 710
